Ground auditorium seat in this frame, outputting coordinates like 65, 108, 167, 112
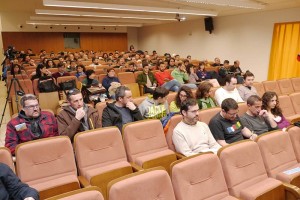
256, 130, 300, 188
289, 92, 300, 115
252, 82, 265, 97
288, 126, 300, 162
15, 136, 80, 199
56, 76, 78, 100
291, 77, 300, 92
278, 95, 300, 122
38, 91, 60, 115
108, 168, 176, 200
74, 127, 135, 199
262, 80, 281, 95
96, 74, 107, 84
277, 79, 295, 95
198, 107, 221, 124
132, 95, 147, 106
117, 72, 136, 84
122, 119, 177, 173
124, 83, 140, 97
95, 102, 107, 123
237, 102, 248, 117
0, 147, 15, 172
167, 92, 177, 105
218, 140, 285, 199
166, 114, 183, 151
7, 79, 33, 100
171, 153, 238, 200
44, 186, 104, 200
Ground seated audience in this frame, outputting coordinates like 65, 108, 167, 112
209, 98, 255, 146
169, 86, 193, 113
31, 63, 52, 80
10, 64, 26, 77
214, 75, 244, 106
230, 60, 243, 76
45, 59, 55, 68
89, 57, 101, 68
102, 68, 121, 91
82, 69, 101, 88
102, 86, 143, 131
262, 91, 290, 130
173, 98, 221, 156
154, 62, 181, 92
52, 62, 70, 79
186, 64, 199, 84
196, 62, 211, 81
196, 81, 217, 109
211, 57, 223, 67
171, 63, 197, 89
167, 58, 176, 69
125, 62, 138, 72
0, 163, 39, 200
237, 71, 258, 101
57, 89, 101, 141
139, 86, 169, 119
75, 64, 86, 78
5, 94, 58, 154
136, 65, 157, 94
240, 95, 278, 135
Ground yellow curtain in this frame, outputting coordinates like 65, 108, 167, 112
268, 22, 300, 80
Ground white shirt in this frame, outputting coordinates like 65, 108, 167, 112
172, 121, 221, 157
214, 87, 244, 106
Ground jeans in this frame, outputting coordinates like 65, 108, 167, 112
162, 79, 181, 92
183, 83, 198, 89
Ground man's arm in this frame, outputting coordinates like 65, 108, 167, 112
214, 89, 223, 106
172, 129, 196, 157
241, 127, 257, 140
260, 110, 277, 129
203, 124, 222, 150
216, 140, 229, 146
57, 112, 81, 139
234, 88, 244, 103
50, 113, 59, 136
5, 122, 19, 155
208, 117, 228, 147
102, 107, 113, 127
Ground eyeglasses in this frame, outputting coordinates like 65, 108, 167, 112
226, 111, 239, 116
24, 104, 39, 110
179, 94, 187, 98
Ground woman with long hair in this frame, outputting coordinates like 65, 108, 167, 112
169, 86, 194, 113
262, 91, 290, 129
31, 63, 52, 80
196, 81, 217, 109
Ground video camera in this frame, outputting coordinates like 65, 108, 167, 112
4, 45, 19, 61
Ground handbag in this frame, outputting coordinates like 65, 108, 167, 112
38, 77, 58, 92
59, 79, 76, 91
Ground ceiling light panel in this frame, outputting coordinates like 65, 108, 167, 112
26, 20, 143, 27
174, 0, 265, 9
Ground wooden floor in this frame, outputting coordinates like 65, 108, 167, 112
0, 79, 11, 147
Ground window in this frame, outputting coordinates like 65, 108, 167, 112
63, 33, 80, 49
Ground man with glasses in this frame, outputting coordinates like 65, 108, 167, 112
172, 98, 221, 157
209, 98, 255, 146
240, 95, 277, 135
57, 89, 101, 141
5, 94, 58, 154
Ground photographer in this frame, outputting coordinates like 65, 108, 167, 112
2, 46, 18, 81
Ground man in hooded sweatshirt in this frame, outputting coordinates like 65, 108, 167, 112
57, 88, 101, 141
5, 94, 58, 155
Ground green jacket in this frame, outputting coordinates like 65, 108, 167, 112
136, 72, 157, 86
171, 68, 189, 84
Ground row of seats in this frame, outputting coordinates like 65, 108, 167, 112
1, 121, 300, 199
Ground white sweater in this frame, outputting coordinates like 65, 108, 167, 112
214, 87, 244, 106
172, 121, 221, 157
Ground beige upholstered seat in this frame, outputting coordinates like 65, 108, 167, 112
15, 136, 79, 199
291, 78, 300, 92
7, 79, 33, 100
166, 115, 183, 151
288, 126, 300, 163
289, 92, 300, 115
122, 119, 177, 173
237, 102, 248, 117
95, 101, 107, 123
132, 95, 147, 106
278, 95, 300, 122
108, 168, 176, 200
74, 127, 134, 199
198, 107, 221, 124
171, 153, 238, 200
45, 186, 104, 200
0, 147, 15, 172
38, 91, 60, 115
252, 82, 266, 97
218, 140, 285, 199
262, 80, 281, 95
117, 72, 136, 84
167, 92, 177, 105
277, 79, 295, 95
256, 130, 300, 188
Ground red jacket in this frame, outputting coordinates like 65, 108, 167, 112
5, 111, 58, 154
154, 70, 174, 86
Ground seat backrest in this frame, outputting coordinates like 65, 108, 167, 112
7, 79, 33, 100
218, 140, 268, 197
198, 107, 221, 124
291, 77, 300, 92
117, 72, 136, 84
122, 119, 169, 162
0, 147, 15, 172
171, 153, 231, 200
132, 95, 147, 106
288, 126, 300, 163
262, 80, 281, 95
15, 136, 77, 185
252, 82, 265, 97
166, 115, 183, 151
134, 71, 143, 81
74, 127, 128, 177
45, 186, 104, 200
56, 76, 77, 85
96, 74, 107, 83
289, 92, 300, 114
124, 83, 140, 97
277, 79, 294, 95
237, 102, 248, 117
38, 91, 60, 115
108, 168, 176, 200
167, 92, 177, 105
32, 78, 39, 95
256, 130, 298, 179
278, 95, 296, 117
95, 102, 107, 122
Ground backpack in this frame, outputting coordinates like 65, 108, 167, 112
38, 77, 58, 92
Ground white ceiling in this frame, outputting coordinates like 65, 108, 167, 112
1, 0, 300, 27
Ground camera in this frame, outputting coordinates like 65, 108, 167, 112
4, 46, 19, 60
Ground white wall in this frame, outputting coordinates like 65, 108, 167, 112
127, 27, 138, 51
138, 7, 300, 81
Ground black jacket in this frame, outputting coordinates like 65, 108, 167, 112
0, 163, 39, 200
102, 102, 143, 131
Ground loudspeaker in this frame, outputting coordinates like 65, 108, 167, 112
204, 17, 214, 34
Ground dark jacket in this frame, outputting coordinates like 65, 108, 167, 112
136, 72, 157, 86
102, 76, 120, 90
0, 163, 39, 200
102, 102, 143, 131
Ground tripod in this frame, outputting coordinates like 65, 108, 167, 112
0, 75, 25, 128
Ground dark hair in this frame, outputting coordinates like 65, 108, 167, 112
243, 70, 254, 80
57, 62, 64, 68
107, 68, 115, 74
168, 58, 175, 66
224, 60, 230, 64
66, 89, 81, 101
221, 98, 238, 112
262, 91, 282, 116
186, 64, 194, 75
180, 98, 197, 115
247, 95, 261, 106
76, 64, 86, 72
153, 86, 169, 100
224, 74, 235, 84
196, 81, 213, 99
46, 59, 55, 68
175, 86, 193, 108
35, 63, 46, 78
85, 69, 95, 78
20, 94, 37, 107
11, 64, 21, 76
115, 86, 130, 101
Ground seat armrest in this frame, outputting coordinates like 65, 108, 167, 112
78, 176, 91, 188
130, 162, 144, 172
283, 183, 300, 199
175, 152, 186, 159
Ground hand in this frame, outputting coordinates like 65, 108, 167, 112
250, 133, 258, 141
98, 83, 102, 88
75, 107, 86, 120
259, 110, 269, 118
153, 83, 157, 87
126, 101, 136, 111
24, 198, 35, 200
